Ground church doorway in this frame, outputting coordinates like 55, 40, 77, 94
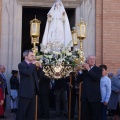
22, 7, 75, 60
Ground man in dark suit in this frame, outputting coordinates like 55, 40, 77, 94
16, 50, 42, 120
0, 65, 8, 111
77, 55, 102, 120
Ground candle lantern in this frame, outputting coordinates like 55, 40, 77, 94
71, 18, 86, 69
77, 18, 86, 39
71, 27, 78, 45
30, 16, 41, 55
30, 16, 41, 38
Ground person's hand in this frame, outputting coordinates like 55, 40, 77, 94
76, 66, 81, 71
75, 66, 81, 74
35, 62, 41, 67
82, 63, 90, 70
32, 60, 38, 64
0, 100, 4, 105
103, 102, 108, 105
32, 60, 42, 67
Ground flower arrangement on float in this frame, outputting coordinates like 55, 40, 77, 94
37, 42, 80, 66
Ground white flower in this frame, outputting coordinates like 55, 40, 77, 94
72, 55, 77, 58
53, 51, 56, 54
48, 55, 53, 59
61, 58, 65, 62
62, 50, 66, 54
53, 51, 60, 55
44, 49, 49, 54
75, 48, 79, 52
44, 55, 49, 58
67, 62, 69, 64
39, 41, 80, 65
66, 52, 72, 56
40, 60, 43, 63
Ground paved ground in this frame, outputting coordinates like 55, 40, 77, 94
2, 110, 73, 120
1, 110, 115, 120
1, 111, 16, 120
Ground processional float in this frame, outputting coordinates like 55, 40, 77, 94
30, 1, 86, 120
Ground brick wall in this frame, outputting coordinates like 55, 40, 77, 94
96, 0, 120, 74
96, 0, 103, 66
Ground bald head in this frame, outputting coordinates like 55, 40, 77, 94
0, 65, 6, 73
86, 55, 96, 67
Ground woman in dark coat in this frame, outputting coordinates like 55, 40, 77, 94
108, 69, 120, 120
10, 70, 19, 113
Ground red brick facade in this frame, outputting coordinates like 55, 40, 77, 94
96, 0, 120, 74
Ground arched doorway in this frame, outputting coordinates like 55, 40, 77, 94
22, 7, 75, 60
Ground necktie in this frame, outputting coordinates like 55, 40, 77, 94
1, 74, 7, 88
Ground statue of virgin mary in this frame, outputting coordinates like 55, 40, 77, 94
41, 0, 72, 52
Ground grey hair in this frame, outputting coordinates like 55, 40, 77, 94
0, 65, 3, 69
117, 69, 120, 75
108, 73, 114, 77
23, 50, 33, 58
86, 55, 95, 60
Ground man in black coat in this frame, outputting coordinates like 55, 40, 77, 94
77, 55, 102, 120
16, 50, 42, 120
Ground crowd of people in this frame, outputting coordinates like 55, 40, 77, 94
0, 50, 120, 120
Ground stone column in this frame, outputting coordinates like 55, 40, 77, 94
75, 0, 95, 58
0, 0, 22, 110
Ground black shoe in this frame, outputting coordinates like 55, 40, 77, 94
14, 108, 18, 112
0, 115, 7, 118
11, 109, 14, 113
64, 113, 68, 117
56, 113, 61, 117
70, 116, 74, 119
38, 115, 44, 119
75, 117, 78, 120
44, 116, 49, 119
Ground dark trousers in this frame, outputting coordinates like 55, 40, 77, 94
81, 101, 102, 120
55, 90, 68, 114
49, 89, 55, 109
101, 103, 107, 120
39, 94, 49, 118
16, 94, 36, 120
70, 89, 79, 118
3, 95, 6, 110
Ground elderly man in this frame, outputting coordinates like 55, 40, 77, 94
77, 55, 102, 120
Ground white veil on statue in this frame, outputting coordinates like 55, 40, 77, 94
41, 0, 72, 52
